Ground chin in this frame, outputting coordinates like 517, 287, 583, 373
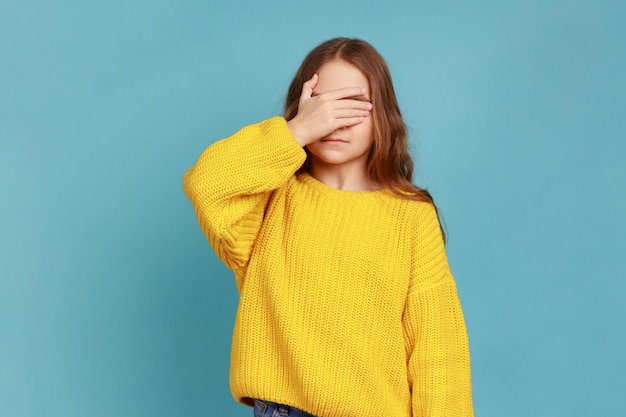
310, 153, 370, 168
307, 146, 370, 168
308, 152, 347, 166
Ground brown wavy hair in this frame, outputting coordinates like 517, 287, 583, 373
284, 37, 445, 240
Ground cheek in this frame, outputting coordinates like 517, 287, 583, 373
354, 116, 374, 144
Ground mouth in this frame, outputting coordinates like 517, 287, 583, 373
320, 137, 348, 144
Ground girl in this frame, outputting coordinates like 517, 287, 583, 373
183, 38, 473, 417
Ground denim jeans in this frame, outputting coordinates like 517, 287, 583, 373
253, 399, 318, 417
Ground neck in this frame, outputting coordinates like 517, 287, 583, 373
309, 159, 377, 192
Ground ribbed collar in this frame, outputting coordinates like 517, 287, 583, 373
297, 173, 394, 203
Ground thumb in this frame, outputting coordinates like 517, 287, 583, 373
299, 73, 318, 102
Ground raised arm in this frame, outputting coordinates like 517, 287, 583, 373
183, 117, 306, 271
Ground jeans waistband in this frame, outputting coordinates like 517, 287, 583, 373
253, 399, 318, 417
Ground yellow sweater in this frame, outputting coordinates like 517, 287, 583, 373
183, 117, 473, 417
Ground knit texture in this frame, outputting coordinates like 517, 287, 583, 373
183, 117, 474, 417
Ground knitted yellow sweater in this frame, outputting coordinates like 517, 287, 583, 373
183, 117, 473, 417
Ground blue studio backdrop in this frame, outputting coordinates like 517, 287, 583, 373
1, 1, 625, 416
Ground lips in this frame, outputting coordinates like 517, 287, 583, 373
320, 137, 348, 144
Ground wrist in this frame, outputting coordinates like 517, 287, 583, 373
286, 119, 309, 147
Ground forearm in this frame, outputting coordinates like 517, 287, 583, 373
183, 117, 306, 200
183, 116, 306, 268
404, 276, 474, 417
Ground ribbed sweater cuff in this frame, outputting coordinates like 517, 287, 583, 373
236, 116, 306, 188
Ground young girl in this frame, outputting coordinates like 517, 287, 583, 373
183, 38, 473, 417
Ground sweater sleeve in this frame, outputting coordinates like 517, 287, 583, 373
402, 204, 474, 417
182, 116, 306, 273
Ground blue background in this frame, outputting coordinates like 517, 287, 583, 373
1, 0, 625, 416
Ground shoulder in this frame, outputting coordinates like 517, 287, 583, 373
391, 196, 439, 222
390, 198, 444, 242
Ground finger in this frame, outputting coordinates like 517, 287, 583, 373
334, 116, 366, 129
334, 108, 371, 119
324, 87, 368, 101
333, 99, 373, 110
300, 73, 318, 102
